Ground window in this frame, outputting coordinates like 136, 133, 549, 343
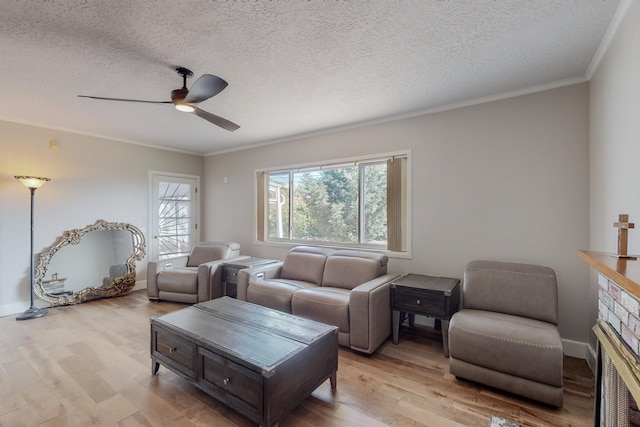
257, 154, 408, 252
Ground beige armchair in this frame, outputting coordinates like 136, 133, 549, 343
147, 241, 245, 303
237, 246, 401, 354
448, 260, 564, 407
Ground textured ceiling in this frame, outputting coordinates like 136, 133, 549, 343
0, 0, 621, 155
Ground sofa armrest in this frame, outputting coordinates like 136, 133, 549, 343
153, 255, 190, 272
146, 255, 189, 300
349, 273, 402, 354
236, 262, 284, 301
197, 259, 226, 302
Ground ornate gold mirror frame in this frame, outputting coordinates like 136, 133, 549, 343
34, 219, 146, 305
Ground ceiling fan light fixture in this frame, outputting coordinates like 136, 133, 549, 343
78, 66, 239, 131
175, 102, 195, 113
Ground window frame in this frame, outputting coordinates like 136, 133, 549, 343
255, 151, 411, 257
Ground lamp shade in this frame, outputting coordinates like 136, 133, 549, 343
15, 176, 51, 189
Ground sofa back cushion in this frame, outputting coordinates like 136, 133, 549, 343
463, 260, 558, 324
322, 250, 388, 289
280, 246, 335, 285
187, 241, 239, 267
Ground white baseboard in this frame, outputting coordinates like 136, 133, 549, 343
562, 339, 596, 374
0, 300, 49, 319
562, 338, 588, 359
0, 302, 29, 318
132, 279, 147, 292
1, 281, 149, 318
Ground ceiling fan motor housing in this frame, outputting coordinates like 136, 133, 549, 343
171, 87, 189, 102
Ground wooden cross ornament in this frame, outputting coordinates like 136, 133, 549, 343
613, 214, 636, 259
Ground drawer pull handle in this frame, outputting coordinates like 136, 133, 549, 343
223, 378, 231, 386
416, 299, 421, 305
168, 347, 177, 354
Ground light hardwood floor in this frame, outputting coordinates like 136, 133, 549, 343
0, 291, 594, 426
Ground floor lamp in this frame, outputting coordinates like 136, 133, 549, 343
15, 175, 51, 321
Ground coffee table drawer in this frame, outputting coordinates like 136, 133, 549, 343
199, 347, 263, 418
153, 327, 197, 378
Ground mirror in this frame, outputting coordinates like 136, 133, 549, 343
34, 220, 146, 305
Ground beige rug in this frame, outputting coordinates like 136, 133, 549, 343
490, 416, 521, 427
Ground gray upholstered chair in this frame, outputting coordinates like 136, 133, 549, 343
147, 241, 245, 303
448, 260, 564, 407
102, 264, 127, 286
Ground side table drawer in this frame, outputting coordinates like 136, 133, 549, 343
223, 266, 242, 297
152, 326, 197, 379
199, 347, 263, 419
394, 288, 448, 317
224, 266, 241, 285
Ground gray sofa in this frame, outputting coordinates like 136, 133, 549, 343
448, 260, 564, 407
237, 246, 401, 354
147, 241, 247, 303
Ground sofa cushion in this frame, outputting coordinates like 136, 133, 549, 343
332, 249, 388, 270
157, 268, 198, 293
463, 260, 558, 324
448, 309, 563, 387
280, 246, 334, 285
247, 278, 318, 313
292, 287, 350, 332
187, 245, 226, 267
322, 251, 387, 289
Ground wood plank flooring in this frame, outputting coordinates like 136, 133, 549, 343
0, 291, 594, 426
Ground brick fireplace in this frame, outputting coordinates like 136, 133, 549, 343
580, 250, 640, 426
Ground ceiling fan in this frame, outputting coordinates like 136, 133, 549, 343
78, 67, 239, 132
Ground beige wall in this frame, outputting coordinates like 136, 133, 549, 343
588, 1, 640, 362
2, 28, 617, 358
204, 84, 591, 356
0, 120, 203, 315
0, 80, 593, 355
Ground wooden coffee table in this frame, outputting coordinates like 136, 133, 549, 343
151, 297, 338, 427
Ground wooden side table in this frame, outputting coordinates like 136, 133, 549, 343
222, 257, 278, 297
391, 274, 460, 357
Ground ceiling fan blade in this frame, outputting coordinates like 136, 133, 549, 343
184, 74, 228, 104
194, 107, 239, 132
78, 95, 172, 104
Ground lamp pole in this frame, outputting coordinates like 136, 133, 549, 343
15, 176, 50, 321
